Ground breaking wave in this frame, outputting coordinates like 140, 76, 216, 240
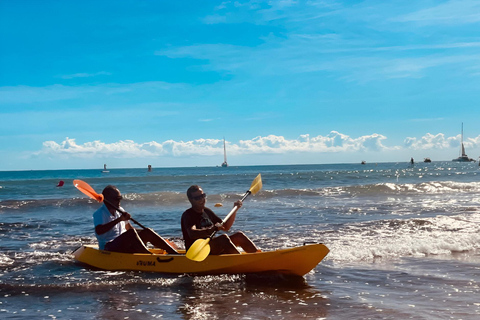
2, 181, 480, 212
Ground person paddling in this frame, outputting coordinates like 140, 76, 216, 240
93, 185, 178, 254
181, 185, 260, 255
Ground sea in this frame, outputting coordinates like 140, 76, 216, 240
0, 162, 479, 319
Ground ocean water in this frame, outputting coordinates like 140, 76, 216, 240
0, 162, 479, 319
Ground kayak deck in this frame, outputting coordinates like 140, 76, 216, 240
73, 243, 329, 277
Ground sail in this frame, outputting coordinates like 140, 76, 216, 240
452, 123, 474, 162
221, 138, 228, 167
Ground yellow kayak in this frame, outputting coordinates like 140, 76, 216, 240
73, 243, 329, 277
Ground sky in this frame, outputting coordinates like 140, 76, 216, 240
2, 0, 480, 171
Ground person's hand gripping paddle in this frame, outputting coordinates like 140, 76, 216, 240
186, 174, 262, 262
73, 179, 146, 229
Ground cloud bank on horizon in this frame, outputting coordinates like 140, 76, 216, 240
38, 131, 471, 160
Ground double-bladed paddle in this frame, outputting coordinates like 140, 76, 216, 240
185, 173, 263, 262
73, 179, 146, 229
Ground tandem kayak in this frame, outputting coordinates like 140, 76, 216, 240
73, 243, 329, 277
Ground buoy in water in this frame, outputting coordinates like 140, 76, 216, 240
56, 180, 64, 187
214, 203, 223, 207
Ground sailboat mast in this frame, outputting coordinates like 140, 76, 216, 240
461, 122, 464, 145
223, 137, 227, 163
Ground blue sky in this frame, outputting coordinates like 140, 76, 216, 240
2, 0, 480, 170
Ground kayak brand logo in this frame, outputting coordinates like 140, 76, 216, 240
136, 257, 174, 267
136, 260, 156, 267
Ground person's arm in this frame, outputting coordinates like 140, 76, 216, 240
188, 223, 217, 239
95, 211, 131, 235
183, 210, 217, 240
220, 200, 242, 231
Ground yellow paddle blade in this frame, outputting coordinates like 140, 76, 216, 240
186, 238, 211, 261
249, 173, 262, 195
73, 179, 104, 202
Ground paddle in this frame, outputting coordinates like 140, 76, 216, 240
73, 179, 146, 229
186, 173, 263, 262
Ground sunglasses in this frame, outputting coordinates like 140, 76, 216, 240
190, 193, 206, 201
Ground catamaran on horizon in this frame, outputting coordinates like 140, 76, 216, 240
452, 123, 475, 162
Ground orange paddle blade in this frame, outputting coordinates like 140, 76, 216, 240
73, 179, 104, 202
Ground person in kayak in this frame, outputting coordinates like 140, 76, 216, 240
93, 185, 178, 254
181, 185, 260, 254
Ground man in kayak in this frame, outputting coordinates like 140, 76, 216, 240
93, 185, 178, 254
181, 185, 260, 254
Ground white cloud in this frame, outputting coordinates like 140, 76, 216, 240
154, 31, 480, 83
40, 138, 157, 158
396, 0, 480, 25
0, 82, 185, 104
37, 132, 396, 159
59, 71, 112, 79
32, 132, 480, 167
404, 132, 480, 150
150, 1, 480, 84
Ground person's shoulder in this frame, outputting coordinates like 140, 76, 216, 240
181, 207, 194, 218
93, 204, 107, 216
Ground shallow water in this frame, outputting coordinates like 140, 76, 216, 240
1, 162, 479, 319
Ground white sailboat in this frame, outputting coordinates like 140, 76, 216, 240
452, 123, 475, 162
221, 137, 228, 167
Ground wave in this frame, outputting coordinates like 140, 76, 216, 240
320, 213, 480, 263
2, 181, 480, 212
255, 181, 480, 200
1, 212, 479, 277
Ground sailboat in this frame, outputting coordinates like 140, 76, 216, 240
221, 137, 228, 167
452, 123, 475, 162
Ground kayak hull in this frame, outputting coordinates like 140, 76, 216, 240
73, 243, 329, 277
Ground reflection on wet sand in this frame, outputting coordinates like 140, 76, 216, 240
178, 274, 329, 319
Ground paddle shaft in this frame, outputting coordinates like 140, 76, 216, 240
207, 190, 252, 239
103, 199, 146, 229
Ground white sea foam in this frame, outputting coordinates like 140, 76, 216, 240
0, 253, 14, 266
325, 213, 480, 263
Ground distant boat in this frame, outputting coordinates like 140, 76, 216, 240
221, 137, 228, 167
424, 158, 432, 163
361, 160, 366, 165
410, 157, 414, 165
102, 164, 110, 173
452, 123, 475, 162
